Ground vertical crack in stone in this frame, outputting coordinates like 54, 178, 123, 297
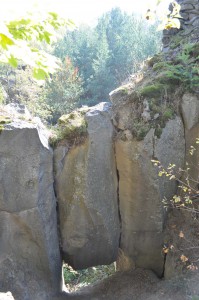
52, 150, 64, 260
113, 142, 122, 249
161, 250, 168, 279
116, 167, 122, 246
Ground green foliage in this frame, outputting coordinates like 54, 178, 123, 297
53, 8, 161, 106
0, 64, 52, 121
156, 44, 199, 90
139, 83, 165, 97
63, 263, 115, 292
0, 9, 74, 79
43, 57, 83, 123
135, 123, 151, 141
162, 107, 174, 120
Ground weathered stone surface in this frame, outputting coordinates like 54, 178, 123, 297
181, 93, 199, 130
181, 3, 194, 10
109, 85, 135, 106
55, 103, 120, 270
115, 117, 185, 276
0, 121, 62, 299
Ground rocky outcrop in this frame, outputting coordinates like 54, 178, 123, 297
181, 93, 199, 184
0, 1, 198, 298
54, 103, 120, 270
164, 93, 199, 279
0, 119, 62, 299
113, 109, 185, 276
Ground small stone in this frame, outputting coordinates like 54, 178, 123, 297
142, 111, 151, 122
181, 3, 194, 10
180, 12, 189, 20
183, 0, 198, 4
154, 113, 160, 120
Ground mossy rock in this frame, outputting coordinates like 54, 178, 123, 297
50, 111, 88, 147
58, 111, 87, 134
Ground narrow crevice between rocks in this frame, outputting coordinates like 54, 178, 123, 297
113, 140, 122, 249
178, 108, 187, 165
111, 113, 122, 250
161, 251, 168, 279
52, 153, 64, 261
116, 167, 122, 247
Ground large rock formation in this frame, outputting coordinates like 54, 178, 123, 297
0, 117, 62, 299
0, 1, 198, 298
112, 102, 185, 276
54, 103, 120, 269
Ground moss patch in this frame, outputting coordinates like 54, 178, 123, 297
50, 110, 88, 147
139, 83, 165, 97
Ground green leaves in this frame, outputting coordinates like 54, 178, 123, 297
8, 55, 18, 68
33, 68, 49, 80
0, 33, 14, 49
0, 9, 75, 79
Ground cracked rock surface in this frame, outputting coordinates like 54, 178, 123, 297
0, 121, 62, 300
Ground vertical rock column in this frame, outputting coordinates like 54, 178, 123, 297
113, 106, 185, 276
55, 103, 120, 269
0, 121, 62, 300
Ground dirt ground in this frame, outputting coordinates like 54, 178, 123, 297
54, 268, 199, 300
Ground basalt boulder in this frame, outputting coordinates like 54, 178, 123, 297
0, 120, 62, 300
54, 103, 120, 270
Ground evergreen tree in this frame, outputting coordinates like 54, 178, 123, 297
44, 57, 83, 122
51, 7, 162, 107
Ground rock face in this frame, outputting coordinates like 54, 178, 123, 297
0, 1, 198, 297
0, 120, 62, 299
114, 117, 185, 276
181, 93, 199, 184
55, 103, 120, 269
164, 93, 199, 279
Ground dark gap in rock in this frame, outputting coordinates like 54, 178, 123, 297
52, 154, 64, 259
161, 251, 168, 279
116, 159, 122, 247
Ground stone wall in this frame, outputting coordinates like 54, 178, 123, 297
162, 0, 199, 49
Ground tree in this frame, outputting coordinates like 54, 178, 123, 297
87, 24, 115, 104
52, 7, 161, 106
43, 57, 83, 123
